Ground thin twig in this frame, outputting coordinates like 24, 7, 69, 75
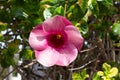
68, 59, 96, 71
80, 46, 97, 53
22, 60, 37, 68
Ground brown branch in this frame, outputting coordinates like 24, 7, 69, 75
22, 59, 37, 69
80, 46, 97, 53
68, 59, 96, 71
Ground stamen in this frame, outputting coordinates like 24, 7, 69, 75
57, 34, 62, 39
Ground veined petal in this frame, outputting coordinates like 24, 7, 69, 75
35, 47, 59, 67
42, 15, 71, 32
56, 43, 78, 66
65, 25, 84, 50
29, 25, 48, 50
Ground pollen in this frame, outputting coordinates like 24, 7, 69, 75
57, 34, 62, 39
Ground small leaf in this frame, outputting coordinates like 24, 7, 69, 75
20, 49, 33, 60
80, 68, 89, 79
109, 23, 120, 41
102, 63, 111, 71
108, 67, 118, 78
113, 43, 120, 47
111, 23, 120, 35
92, 72, 101, 80
53, 6, 64, 16
72, 72, 82, 80
34, 18, 43, 25
97, 71, 104, 76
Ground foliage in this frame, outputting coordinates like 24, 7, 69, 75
72, 69, 89, 80
0, 0, 120, 80
93, 63, 119, 80
72, 63, 119, 80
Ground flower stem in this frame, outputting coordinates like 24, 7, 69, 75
64, 0, 68, 17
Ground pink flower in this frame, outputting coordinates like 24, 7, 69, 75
29, 15, 83, 67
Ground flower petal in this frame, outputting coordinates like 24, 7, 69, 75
59, 15, 72, 26
65, 25, 84, 50
29, 25, 48, 50
42, 15, 71, 32
35, 47, 59, 67
56, 43, 78, 66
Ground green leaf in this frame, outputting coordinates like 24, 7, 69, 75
40, 0, 58, 5
80, 69, 89, 80
102, 63, 111, 72
53, 6, 64, 16
92, 72, 101, 80
11, 7, 28, 18
105, 0, 113, 6
0, 33, 4, 41
90, 0, 99, 17
78, 0, 89, 13
0, 22, 8, 31
23, 0, 40, 13
111, 23, 120, 35
40, 0, 64, 5
97, 71, 104, 76
72, 72, 82, 80
0, 8, 12, 23
113, 43, 120, 47
109, 22, 120, 41
72, 69, 89, 80
20, 49, 33, 60
108, 67, 118, 78
0, 54, 15, 68
68, 3, 84, 21
78, 20, 89, 37
97, 0, 113, 16
8, 0, 25, 7
33, 18, 43, 25
0, 44, 18, 68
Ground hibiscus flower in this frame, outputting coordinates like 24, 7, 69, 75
29, 15, 84, 67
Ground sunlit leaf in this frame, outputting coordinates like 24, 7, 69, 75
109, 22, 120, 41
90, 0, 99, 16
108, 67, 118, 78
80, 69, 89, 79
97, 71, 104, 76
92, 72, 101, 80
102, 63, 111, 72
20, 49, 34, 60
53, 6, 64, 16
72, 72, 82, 80
111, 23, 120, 35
